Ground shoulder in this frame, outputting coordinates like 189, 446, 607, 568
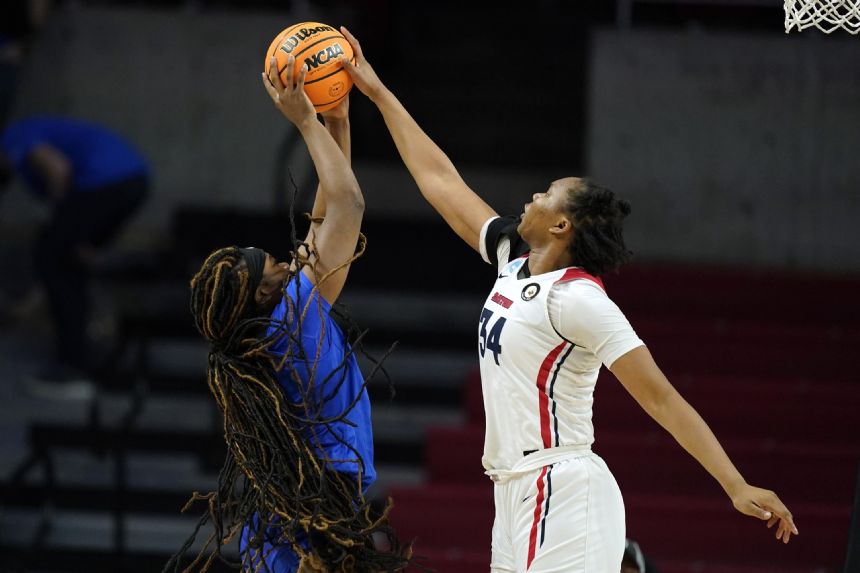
552, 275, 606, 296
549, 277, 613, 315
267, 272, 337, 353
547, 274, 627, 337
286, 271, 332, 312
270, 273, 332, 323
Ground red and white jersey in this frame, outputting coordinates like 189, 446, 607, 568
478, 216, 644, 472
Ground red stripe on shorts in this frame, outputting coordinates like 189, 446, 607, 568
526, 466, 549, 570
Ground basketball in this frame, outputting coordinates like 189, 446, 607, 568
264, 22, 354, 113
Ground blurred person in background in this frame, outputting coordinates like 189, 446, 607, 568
0, 115, 149, 399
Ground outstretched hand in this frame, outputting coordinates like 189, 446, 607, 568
730, 483, 798, 543
262, 55, 316, 126
339, 27, 387, 102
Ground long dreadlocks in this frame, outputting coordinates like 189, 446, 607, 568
164, 237, 410, 573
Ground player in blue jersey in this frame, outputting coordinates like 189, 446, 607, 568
168, 57, 408, 573
0, 116, 149, 398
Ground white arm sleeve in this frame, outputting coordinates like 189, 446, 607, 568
548, 280, 645, 368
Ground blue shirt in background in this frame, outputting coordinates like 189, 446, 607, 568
0, 116, 149, 197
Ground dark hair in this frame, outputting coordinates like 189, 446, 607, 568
564, 178, 632, 276
167, 245, 410, 572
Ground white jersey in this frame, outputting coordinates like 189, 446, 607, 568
478, 216, 644, 472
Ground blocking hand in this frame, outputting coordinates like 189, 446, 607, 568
262, 55, 316, 126
339, 27, 387, 102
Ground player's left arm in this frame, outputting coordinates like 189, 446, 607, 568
610, 346, 799, 543
339, 27, 497, 253
263, 57, 363, 305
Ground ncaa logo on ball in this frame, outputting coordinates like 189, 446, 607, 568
329, 81, 346, 97
521, 283, 540, 301
304, 42, 345, 70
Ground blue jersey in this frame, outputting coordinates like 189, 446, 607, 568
240, 272, 375, 572
0, 116, 149, 197
266, 271, 376, 492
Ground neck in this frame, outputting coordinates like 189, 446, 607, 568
526, 242, 573, 276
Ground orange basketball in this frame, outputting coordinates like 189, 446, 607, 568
264, 22, 354, 113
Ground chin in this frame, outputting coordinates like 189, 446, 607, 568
515, 218, 526, 236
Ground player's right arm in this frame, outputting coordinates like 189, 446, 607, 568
339, 27, 497, 254
309, 98, 352, 225
263, 56, 363, 305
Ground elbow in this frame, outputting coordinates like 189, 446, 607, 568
642, 385, 680, 425
327, 181, 365, 216
351, 185, 365, 212
349, 184, 365, 215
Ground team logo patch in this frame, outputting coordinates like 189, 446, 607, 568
521, 283, 540, 301
491, 291, 514, 309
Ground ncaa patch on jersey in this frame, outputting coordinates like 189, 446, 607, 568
521, 283, 540, 301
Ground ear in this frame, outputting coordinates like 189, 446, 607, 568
549, 216, 573, 237
254, 284, 266, 304
255, 280, 278, 304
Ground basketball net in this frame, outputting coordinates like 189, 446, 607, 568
784, 0, 860, 33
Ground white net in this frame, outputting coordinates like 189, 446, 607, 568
785, 0, 860, 33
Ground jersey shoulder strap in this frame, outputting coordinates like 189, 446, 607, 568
554, 268, 605, 292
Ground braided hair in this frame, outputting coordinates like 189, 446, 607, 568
164, 241, 410, 572
564, 179, 633, 276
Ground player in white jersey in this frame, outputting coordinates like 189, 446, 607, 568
338, 28, 798, 573
476, 211, 641, 571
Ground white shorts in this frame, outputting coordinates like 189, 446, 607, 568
490, 453, 625, 573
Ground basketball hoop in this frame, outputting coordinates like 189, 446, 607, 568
784, 0, 860, 33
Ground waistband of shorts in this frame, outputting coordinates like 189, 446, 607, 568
485, 444, 592, 483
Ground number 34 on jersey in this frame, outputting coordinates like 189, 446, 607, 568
479, 308, 507, 365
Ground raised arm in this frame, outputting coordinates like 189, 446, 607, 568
339, 27, 496, 253
609, 346, 799, 544
308, 98, 352, 225
263, 56, 363, 305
